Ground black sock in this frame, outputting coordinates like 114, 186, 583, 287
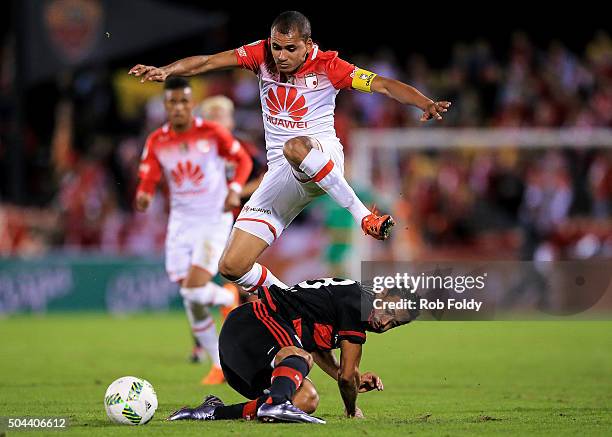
213, 397, 266, 420
214, 356, 310, 419
269, 355, 310, 405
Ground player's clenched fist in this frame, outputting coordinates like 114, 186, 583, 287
128, 64, 169, 83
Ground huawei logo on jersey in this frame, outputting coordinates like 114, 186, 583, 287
171, 160, 204, 187
265, 86, 308, 121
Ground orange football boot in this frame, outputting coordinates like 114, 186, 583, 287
361, 209, 395, 241
201, 365, 225, 385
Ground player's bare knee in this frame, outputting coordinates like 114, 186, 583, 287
283, 137, 313, 166
274, 346, 313, 370
218, 253, 250, 281
292, 379, 319, 414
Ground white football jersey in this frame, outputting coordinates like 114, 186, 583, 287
235, 39, 376, 167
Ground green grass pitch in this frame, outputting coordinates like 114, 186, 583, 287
1, 313, 611, 436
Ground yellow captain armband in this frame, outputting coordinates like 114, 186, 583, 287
351, 67, 377, 93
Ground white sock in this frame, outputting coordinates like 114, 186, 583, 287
208, 282, 235, 306
180, 282, 234, 306
235, 263, 287, 292
299, 148, 371, 224
190, 315, 220, 367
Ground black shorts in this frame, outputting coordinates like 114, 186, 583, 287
218, 300, 302, 399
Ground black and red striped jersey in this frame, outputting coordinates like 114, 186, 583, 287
258, 278, 369, 352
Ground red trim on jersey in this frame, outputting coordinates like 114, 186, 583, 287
271, 366, 303, 389
260, 302, 293, 346
242, 400, 258, 419
136, 133, 162, 196
338, 330, 366, 339
252, 301, 292, 347
245, 265, 268, 293
252, 301, 285, 346
235, 39, 268, 73
292, 47, 355, 90
236, 39, 354, 90
313, 323, 334, 349
262, 286, 277, 312
311, 160, 334, 183
214, 125, 253, 187
292, 318, 302, 339
236, 218, 278, 241
326, 56, 355, 90
136, 180, 157, 196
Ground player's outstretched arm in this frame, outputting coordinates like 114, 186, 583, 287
370, 75, 451, 122
338, 340, 363, 418
128, 49, 239, 83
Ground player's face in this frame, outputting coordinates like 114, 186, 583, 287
164, 88, 194, 129
270, 29, 313, 74
367, 295, 411, 333
367, 309, 400, 333
206, 106, 235, 131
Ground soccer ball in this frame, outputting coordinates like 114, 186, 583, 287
104, 376, 158, 425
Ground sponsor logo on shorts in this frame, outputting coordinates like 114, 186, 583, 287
243, 205, 272, 215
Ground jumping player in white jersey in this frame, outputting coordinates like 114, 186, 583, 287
129, 11, 451, 293
135, 77, 253, 384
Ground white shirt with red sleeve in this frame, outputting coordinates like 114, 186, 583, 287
235, 39, 358, 167
137, 117, 252, 223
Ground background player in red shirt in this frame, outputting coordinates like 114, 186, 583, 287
129, 11, 451, 296
135, 78, 253, 385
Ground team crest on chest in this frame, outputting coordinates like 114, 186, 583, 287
305, 73, 318, 89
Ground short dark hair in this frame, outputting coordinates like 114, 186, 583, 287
271, 11, 311, 41
164, 77, 190, 90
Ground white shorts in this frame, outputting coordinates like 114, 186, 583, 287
165, 212, 234, 282
234, 138, 345, 245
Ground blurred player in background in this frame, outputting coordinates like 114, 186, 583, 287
167, 277, 418, 423
135, 77, 253, 384
129, 11, 451, 295
198, 96, 265, 308
197, 95, 267, 208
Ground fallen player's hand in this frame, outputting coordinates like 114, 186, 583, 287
128, 64, 169, 83
224, 190, 241, 212
359, 371, 384, 393
420, 101, 451, 122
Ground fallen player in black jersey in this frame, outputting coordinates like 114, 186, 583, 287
167, 277, 418, 424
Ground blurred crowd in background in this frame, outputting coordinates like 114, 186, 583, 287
1, 28, 611, 274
